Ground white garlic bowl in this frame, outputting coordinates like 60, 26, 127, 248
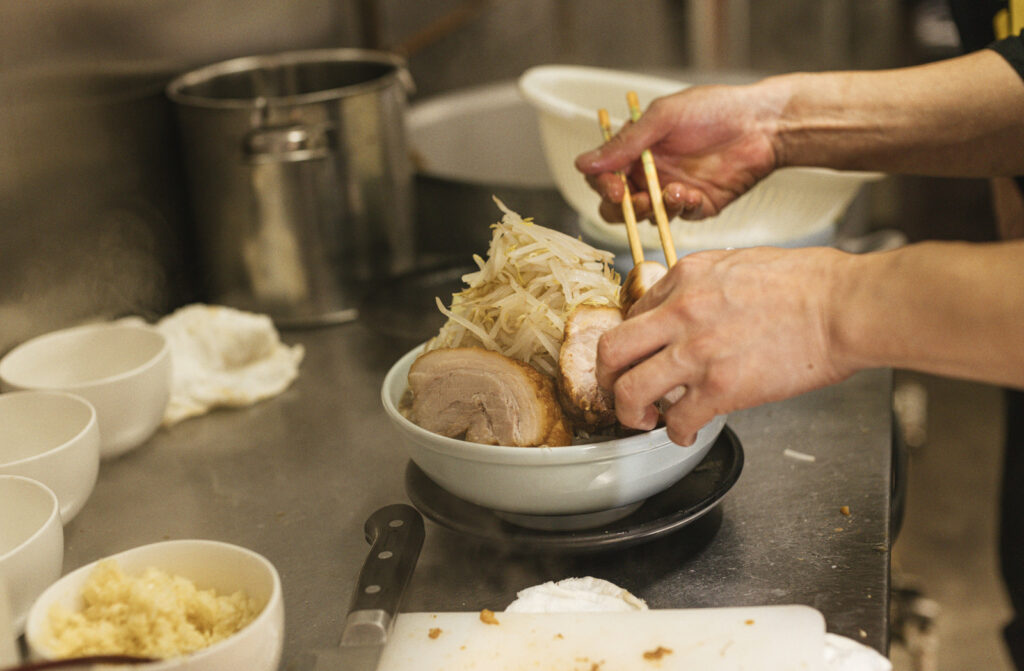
25, 539, 284, 671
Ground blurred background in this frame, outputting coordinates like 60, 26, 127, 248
0, 1, 1011, 668
2, 0, 987, 350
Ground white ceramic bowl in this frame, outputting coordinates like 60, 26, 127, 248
25, 539, 284, 671
382, 344, 726, 516
0, 391, 100, 523
517, 64, 881, 257
0, 475, 64, 634
0, 322, 171, 458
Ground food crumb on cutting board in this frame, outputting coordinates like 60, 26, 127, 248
479, 608, 499, 625
427, 628, 441, 639
642, 645, 673, 660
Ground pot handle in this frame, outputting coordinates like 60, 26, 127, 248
396, 66, 416, 96
243, 123, 334, 164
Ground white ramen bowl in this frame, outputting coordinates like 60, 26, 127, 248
0, 322, 171, 458
0, 391, 100, 523
25, 539, 284, 671
0, 475, 63, 635
382, 344, 726, 516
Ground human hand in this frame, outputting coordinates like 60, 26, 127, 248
575, 83, 783, 224
596, 246, 855, 445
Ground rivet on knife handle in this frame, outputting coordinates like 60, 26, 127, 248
340, 504, 425, 647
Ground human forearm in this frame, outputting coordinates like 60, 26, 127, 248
763, 49, 1024, 177
830, 240, 1024, 387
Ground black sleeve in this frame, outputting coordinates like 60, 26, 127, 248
949, 0, 1004, 52
990, 31, 1024, 81
989, 32, 1024, 195
950, 2, 1024, 195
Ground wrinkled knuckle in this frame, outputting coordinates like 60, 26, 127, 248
647, 96, 671, 117
665, 341, 692, 370
701, 366, 729, 397
665, 259, 697, 288
685, 333, 716, 361
669, 290, 716, 327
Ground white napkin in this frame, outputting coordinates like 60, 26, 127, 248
505, 577, 647, 613
824, 633, 892, 671
149, 304, 304, 426
506, 577, 892, 671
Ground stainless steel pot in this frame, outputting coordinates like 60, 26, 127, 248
167, 49, 415, 327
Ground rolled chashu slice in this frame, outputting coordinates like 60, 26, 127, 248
407, 347, 573, 447
557, 262, 670, 431
557, 305, 622, 432
620, 260, 668, 316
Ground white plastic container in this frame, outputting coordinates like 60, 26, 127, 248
518, 65, 881, 264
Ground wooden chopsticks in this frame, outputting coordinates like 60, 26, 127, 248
596, 93, 678, 268
597, 108, 645, 267
626, 91, 677, 267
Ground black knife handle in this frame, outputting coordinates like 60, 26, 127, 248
347, 503, 425, 619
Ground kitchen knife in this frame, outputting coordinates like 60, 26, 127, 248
289, 504, 425, 671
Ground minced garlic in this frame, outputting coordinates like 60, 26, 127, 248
47, 560, 262, 659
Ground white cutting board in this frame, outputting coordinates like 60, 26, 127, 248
379, 605, 826, 670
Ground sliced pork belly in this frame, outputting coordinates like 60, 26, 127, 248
557, 305, 622, 431
407, 347, 573, 447
620, 260, 667, 316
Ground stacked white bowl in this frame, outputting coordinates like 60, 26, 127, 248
0, 321, 287, 669
0, 321, 171, 459
0, 475, 63, 634
0, 391, 100, 523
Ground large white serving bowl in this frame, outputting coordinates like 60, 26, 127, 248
518, 64, 882, 258
0, 475, 64, 634
0, 391, 100, 523
25, 539, 284, 671
382, 344, 726, 516
0, 322, 171, 458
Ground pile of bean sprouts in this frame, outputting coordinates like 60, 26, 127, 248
426, 198, 621, 377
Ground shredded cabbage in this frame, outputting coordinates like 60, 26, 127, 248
426, 198, 621, 377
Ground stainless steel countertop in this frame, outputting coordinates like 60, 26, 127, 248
59, 319, 893, 664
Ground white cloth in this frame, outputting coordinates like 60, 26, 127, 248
824, 633, 892, 671
506, 577, 892, 671
505, 577, 647, 613
149, 304, 304, 426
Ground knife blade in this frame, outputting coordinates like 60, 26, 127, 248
289, 503, 425, 671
